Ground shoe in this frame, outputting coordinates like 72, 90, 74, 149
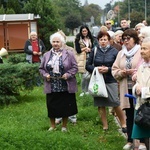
122, 127, 127, 133
103, 128, 108, 132
123, 143, 133, 150
69, 115, 77, 124
85, 92, 89, 95
79, 92, 85, 97
61, 127, 67, 132
48, 127, 56, 131
139, 145, 147, 150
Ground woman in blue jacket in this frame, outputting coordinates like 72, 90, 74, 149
86, 31, 126, 132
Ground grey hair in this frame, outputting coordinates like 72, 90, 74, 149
114, 30, 123, 36
142, 37, 150, 43
140, 26, 150, 38
30, 31, 37, 36
135, 23, 145, 29
50, 32, 65, 44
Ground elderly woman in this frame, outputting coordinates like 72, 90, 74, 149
114, 30, 124, 46
135, 23, 145, 35
39, 32, 78, 132
86, 31, 126, 131
112, 29, 142, 150
24, 31, 45, 63
132, 37, 150, 150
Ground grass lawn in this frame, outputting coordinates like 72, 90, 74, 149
0, 83, 126, 150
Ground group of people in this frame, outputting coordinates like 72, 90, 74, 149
24, 18, 150, 149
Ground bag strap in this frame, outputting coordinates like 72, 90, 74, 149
92, 47, 97, 65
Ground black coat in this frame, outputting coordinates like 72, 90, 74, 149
86, 46, 118, 83
0, 57, 3, 63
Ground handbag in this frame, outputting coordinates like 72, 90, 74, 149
75, 51, 86, 73
88, 67, 108, 97
134, 100, 150, 129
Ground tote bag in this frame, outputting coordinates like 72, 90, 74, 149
88, 67, 108, 98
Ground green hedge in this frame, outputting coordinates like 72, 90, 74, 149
0, 54, 42, 105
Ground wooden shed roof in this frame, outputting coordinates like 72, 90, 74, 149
0, 13, 40, 22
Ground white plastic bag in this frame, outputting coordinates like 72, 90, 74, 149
88, 67, 108, 97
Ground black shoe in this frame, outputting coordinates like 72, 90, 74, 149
122, 127, 127, 133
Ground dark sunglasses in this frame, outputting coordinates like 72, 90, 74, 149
122, 36, 131, 41
106, 23, 111, 25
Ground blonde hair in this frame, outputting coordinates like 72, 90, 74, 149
100, 26, 108, 32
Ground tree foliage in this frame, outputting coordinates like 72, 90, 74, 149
65, 14, 81, 33
82, 4, 102, 25
0, 54, 41, 105
22, 0, 61, 49
112, 0, 150, 27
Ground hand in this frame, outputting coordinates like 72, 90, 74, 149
46, 75, 50, 81
125, 69, 137, 75
38, 52, 42, 55
132, 73, 137, 82
62, 74, 67, 80
85, 47, 91, 53
98, 66, 108, 74
136, 85, 141, 95
33, 51, 38, 55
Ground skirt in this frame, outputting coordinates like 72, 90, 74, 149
132, 110, 150, 139
94, 83, 120, 107
46, 92, 78, 118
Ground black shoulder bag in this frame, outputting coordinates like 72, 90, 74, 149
134, 99, 150, 129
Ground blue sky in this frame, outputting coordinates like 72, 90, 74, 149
80, 0, 118, 9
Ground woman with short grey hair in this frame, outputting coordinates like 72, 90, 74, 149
39, 32, 78, 132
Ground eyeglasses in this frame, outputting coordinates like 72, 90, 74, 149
122, 36, 131, 41
106, 23, 111, 25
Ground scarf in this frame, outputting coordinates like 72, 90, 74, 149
99, 45, 110, 52
48, 48, 62, 73
121, 44, 140, 58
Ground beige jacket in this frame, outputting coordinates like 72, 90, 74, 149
74, 37, 92, 73
133, 64, 150, 110
112, 49, 141, 109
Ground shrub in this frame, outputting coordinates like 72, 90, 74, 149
0, 54, 42, 105
66, 41, 74, 48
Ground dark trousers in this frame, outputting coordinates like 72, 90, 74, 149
124, 89, 134, 142
125, 89, 146, 144
125, 98, 134, 143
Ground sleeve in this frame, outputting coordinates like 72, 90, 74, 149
39, 53, 49, 79
74, 38, 82, 54
112, 51, 125, 81
65, 51, 78, 79
85, 48, 95, 73
24, 40, 33, 55
39, 39, 46, 53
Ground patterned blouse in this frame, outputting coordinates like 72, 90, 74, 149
46, 54, 67, 92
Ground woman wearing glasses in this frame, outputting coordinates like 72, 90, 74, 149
112, 29, 142, 150
39, 32, 78, 132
